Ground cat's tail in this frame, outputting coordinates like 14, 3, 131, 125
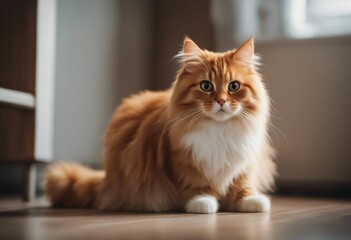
43, 162, 105, 208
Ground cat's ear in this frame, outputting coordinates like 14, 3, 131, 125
232, 37, 258, 68
183, 37, 203, 57
177, 37, 205, 73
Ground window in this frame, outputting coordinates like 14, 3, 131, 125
286, 0, 351, 38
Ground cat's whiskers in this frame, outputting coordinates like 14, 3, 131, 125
187, 111, 206, 131
241, 108, 289, 147
174, 110, 200, 127
237, 111, 252, 129
160, 108, 198, 125
240, 109, 273, 144
239, 109, 274, 145
149, 109, 198, 137
160, 109, 204, 135
170, 109, 200, 125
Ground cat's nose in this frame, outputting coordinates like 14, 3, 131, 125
217, 99, 226, 106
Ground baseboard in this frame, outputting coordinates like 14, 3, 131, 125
275, 179, 351, 198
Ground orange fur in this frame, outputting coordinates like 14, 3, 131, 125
44, 38, 276, 213
43, 162, 104, 207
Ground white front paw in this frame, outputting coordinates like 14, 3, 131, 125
185, 195, 218, 214
237, 194, 271, 213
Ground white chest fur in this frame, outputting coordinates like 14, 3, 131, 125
181, 121, 264, 194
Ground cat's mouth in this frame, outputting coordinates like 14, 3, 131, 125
205, 103, 242, 122
217, 109, 230, 115
210, 108, 234, 121
209, 105, 242, 122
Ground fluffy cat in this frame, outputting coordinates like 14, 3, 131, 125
44, 37, 276, 213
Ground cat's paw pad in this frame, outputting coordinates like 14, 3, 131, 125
185, 195, 218, 214
237, 194, 271, 213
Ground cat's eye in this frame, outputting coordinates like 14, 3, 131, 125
200, 80, 214, 92
228, 81, 240, 92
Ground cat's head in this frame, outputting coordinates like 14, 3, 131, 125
171, 37, 269, 124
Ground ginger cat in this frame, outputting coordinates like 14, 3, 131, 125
44, 37, 276, 213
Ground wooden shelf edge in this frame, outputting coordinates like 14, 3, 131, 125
0, 87, 35, 109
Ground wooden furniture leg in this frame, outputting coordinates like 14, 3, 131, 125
23, 162, 36, 201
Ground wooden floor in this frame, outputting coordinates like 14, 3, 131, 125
0, 196, 350, 240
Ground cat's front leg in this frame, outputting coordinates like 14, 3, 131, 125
220, 174, 271, 213
185, 194, 218, 214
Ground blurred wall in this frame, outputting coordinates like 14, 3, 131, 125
53, 0, 120, 164
54, 0, 154, 165
152, 0, 215, 89
117, 0, 154, 98
257, 37, 351, 184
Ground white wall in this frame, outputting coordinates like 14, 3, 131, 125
53, 0, 120, 164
